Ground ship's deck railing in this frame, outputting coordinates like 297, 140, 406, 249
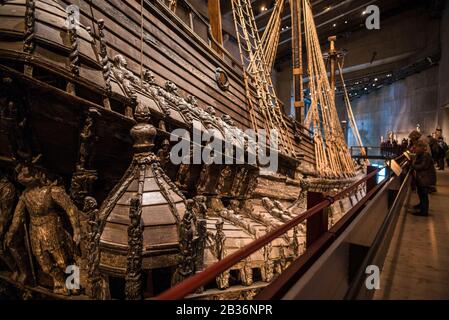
154, 154, 409, 300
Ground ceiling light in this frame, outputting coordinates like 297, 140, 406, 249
345, 20, 348, 24
362, 11, 367, 15
333, 23, 337, 27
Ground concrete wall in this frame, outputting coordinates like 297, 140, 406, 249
342, 4, 449, 147
274, 60, 293, 115
437, 4, 449, 139
340, 66, 440, 147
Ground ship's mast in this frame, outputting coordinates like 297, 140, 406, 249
328, 35, 337, 93
208, 0, 224, 57
290, 0, 304, 123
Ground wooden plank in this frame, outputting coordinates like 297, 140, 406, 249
207, 0, 223, 56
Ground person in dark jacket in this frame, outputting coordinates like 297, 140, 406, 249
436, 137, 448, 170
427, 135, 439, 165
412, 140, 437, 216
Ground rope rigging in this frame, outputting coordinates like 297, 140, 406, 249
230, 0, 295, 156
300, 0, 355, 178
337, 60, 368, 163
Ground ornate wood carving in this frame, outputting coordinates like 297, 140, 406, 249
125, 196, 143, 300
83, 196, 102, 299
67, 9, 80, 76
213, 219, 230, 290
230, 167, 247, 197
97, 19, 111, 92
215, 165, 232, 194
261, 241, 274, 282
5, 162, 80, 295
23, 0, 35, 54
215, 68, 229, 91
172, 199, 196, 285
70, 108, 100, 208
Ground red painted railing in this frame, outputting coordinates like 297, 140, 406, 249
155, 168, 382, 300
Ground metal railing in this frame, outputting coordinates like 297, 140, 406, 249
351, 145, 408, 160
155, 168, 385, 300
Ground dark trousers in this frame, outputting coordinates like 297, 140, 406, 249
437, 157, 445, 170
417, 186, 429, 215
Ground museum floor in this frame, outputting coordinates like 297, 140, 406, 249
374, 169, 449, 299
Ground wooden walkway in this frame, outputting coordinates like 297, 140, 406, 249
374, 170, 449, 299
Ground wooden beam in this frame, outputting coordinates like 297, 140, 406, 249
208, 0, 223, 56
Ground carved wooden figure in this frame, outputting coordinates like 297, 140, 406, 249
5, 162, 80, 295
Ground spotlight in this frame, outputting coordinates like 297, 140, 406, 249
333, 23, 337, 27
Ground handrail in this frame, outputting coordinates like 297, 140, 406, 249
255, 170, 392, 300
344, 168, 411, 299
155, 168, 382, 300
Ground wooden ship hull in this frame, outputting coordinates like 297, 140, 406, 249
0, 0, 364, 300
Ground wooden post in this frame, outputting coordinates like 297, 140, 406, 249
366, 165, 378, 193
306, 191, 328, 247
208, 0, 223, 57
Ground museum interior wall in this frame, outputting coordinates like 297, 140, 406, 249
437, 4, 449, 138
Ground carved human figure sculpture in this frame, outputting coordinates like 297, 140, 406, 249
5, 163, 80, 295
